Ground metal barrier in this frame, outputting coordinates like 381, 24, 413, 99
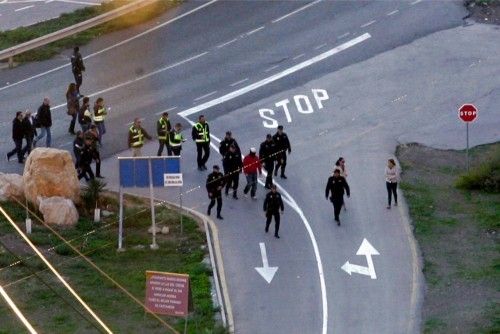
0, 0, 157, 68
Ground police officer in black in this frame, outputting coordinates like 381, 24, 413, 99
71, 46, 85, 93
77, 135, 95, 181
222, 145, 243, 199
259, 134, 277, 189
263, 184, 284, 238
325, 169, 350, 225
273, 125, 291, 179
206, 165, 225, 219
219, 131, 241, 157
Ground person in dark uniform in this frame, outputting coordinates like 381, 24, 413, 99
77, 135, 95, 181
325, 169, 350, 225
222, 145, 243, 199
263, 184, 284, 238
71, 46, 85, 93
156, 112, 172, 156
84, 125, 104, 178
219, 131, 241, 157
73, 131, 84, 168
22, 110, 37, 157
273, 125, 291, 179
206, 165, 225, 219
259, 134, 277, 189
7, 111, 25, 164
192, 115, 210, 170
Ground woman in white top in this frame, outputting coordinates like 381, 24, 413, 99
385, 158, 400, 209
334, 157, 348, 210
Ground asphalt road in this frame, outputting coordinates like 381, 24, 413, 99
2, 1, 499, 333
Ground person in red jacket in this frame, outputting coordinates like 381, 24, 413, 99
242, 147, 262, 199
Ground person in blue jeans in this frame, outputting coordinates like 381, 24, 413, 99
33, 97, 52, 147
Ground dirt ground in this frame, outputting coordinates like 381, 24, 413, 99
397, 142, 499, 333
465, 0, 500, 25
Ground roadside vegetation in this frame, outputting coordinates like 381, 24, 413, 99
0, 193, 226, 333
0, 0, 181, 64
397, 142, 499, 333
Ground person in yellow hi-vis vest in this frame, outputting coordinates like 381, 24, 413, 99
128, 118, 152, 157
93, 97, 107, 144
191, 114, 210, 171
156, 112, 171, 156
169, 123, 186, 156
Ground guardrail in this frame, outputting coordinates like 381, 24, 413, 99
0, 0, 157, 68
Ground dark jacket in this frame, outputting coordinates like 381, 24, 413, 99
37, 104, 52, 128
73, 136, 84, 162
219, 138, 240, 156
191, 122, 210, 143
272, 132, 291, 155
206, 171, 225, 196
71, 51, 85, 73
78, 105, 92, 125
263, 191, 284, 213
325, 176, 350, 200
156, 117, 171, 140
222, 151, 243, 174
22, 116, 36, 139
259, 139, 277, 164
12, 117, 24, 140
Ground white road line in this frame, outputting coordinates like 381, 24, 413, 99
14, 5, 34, 11
272, 0, 322, 23
360, 20, 376, 28
59, 141, 73, 148
49, 52, 208, 111
53, 0, 101, 5
410, 0, 422, 5
264, 65, 279, 73
0, 0, 218, 92
194, 91, 217, 101
314, 43, 327, 50
216, 38, 238, 49
386, 9, 399, 16
179, 33, 371, 117
229, 78, 248, 87
292, 53, 305, 60
337, 32, 350, 39
154, 106, 177, 115
246, 26, 264, 36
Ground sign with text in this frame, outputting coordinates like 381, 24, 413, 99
164, 173, 183, 187
145, 271, 189, 317
118, 156, 181, 188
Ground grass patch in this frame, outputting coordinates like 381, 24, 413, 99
456, 147, 500, 193
0, 0, 182, 64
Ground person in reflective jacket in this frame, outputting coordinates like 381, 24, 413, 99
325, 169, 350, 225
192, 114, 210, 170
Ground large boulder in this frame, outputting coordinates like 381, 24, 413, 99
38, 196, 79, 226
0, 173, 24, 201
23, 148, 80, 206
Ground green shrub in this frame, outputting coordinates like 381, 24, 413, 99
456, 149, 500, 193
81, 179, 107, 210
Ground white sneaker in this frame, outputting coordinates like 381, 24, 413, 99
251, 196, 257, 200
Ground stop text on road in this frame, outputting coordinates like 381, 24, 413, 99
458, 103, 478, 123
259, 89, 329, 128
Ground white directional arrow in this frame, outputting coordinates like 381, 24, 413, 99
255, 242, 278, 284
341, 238, 380, 279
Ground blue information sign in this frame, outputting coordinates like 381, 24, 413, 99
118, 156, 181, 188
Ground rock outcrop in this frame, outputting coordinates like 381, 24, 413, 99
38, 196, 79, 227
0, 173, 24, 202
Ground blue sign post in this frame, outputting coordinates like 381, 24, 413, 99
118, 156, 181, 251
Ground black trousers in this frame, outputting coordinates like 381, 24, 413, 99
331, 196, 344, 221
196, 142, 210, 168
7, 139, 23, 162
73, 71, 83, 92
157, 140, 172, 156
78, 163, 94, 181
386, 182, 398, 205
265, 211, 280, 236
22, 136, 33, 156
275, 153, 287, 176
171, 146, 181, 156
94, 151, 102, 177
224, 172, 239, 196
208, 194, 222, 216
69, 113, 76, 133
263, 161, 274, 188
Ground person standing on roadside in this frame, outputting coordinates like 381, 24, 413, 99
259, 134, 277, 189
66, 83, 80, 135
33, 97, 52, 147
6, 111, 25, 164
263, 184, 284, 239
22, 110, 36, 157
128, 118, 152, 157
192, 115, 210, 171
92, 97, 107, 144
71, 46, 85, 93
219, 131, 240, 157
273, 125, 291, 179
169, 123, 185, 156
242, 147, 262, 199
385, 158, 400, 209
78, 96, 92, 132
325, 169, 350, 225
206, 165, 225, 220
222, 145, 243, 199
156, 112, 171, 156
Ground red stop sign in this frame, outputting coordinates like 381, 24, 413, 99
458, 104, 478, 122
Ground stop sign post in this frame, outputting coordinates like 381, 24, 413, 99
458, 104, 478, 171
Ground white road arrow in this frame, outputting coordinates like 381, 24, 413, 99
255, 242, 278, 284
341, 238, 380, 279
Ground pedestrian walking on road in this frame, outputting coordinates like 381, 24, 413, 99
273, 125, 291, 179
128, 118, 152, 157
156, 112, 172, 156
334, 157, 348, 210
66, 83, 80, 135
33, 97, 52, 148
192, 115, 210, 170
219, 131, 240, 157
223, 145, 243, 199
385, 158, 400, 209
263, 184, 284, 239
71, 46, 85, 93
169, 123, 185, 156
242, 147, 262, 199
6, 111, 25, 164
78, 96, 92, 132
21, 110, 36, 157
206, 165, 225, 220
259, 134, 277, 189
77, 135, 95, 182
92, 97, 107, 144
325, 169, 350, 225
